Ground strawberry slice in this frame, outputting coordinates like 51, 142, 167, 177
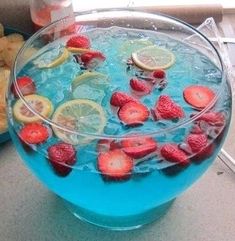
183, 85, 215, 109
11, 76, 36, 98
110, 91, 137, 107
153, 95, 184, 120
130, 78, 151, 95
191, 144, 214, 163
121, 136, 157, 159
66, 35, 90, 49
118, 101, 149, 126
193, 111, 225, 126
152, 69, 166, 79
96, 139, 121, 153
186, 133, 208, 153
47, 142, 76, 176
160, 144, 189, 165
97, 149, 134, 180
80, 50, 105, 69
19, 123, 49, 144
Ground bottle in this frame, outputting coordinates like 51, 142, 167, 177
30, 0, 74, 32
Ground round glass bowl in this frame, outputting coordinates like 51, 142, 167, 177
8, 10, 232, 230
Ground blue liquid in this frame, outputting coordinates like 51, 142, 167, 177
8, 27, 232, 229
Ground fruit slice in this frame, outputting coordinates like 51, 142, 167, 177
11, 76, 36, 98
193, 111, 225, 127
153, 95, 184, 120
130, 78, 151, 96
47, 142, 76, 176
160, 144, 189, 166
35, 48, 69, 69
71, 71, 109, 102
13, 94, 53, 123
118, 101, 149, 126
19, 123, 49, 144
186, 133, 208, 153
97, 149, 134, 180
66, 35, 90, 49
51, 99, 106, 145
110, 91, 137, 108
183, 85, 215, 109
97, 139, 120, 153
80, 50, 106, 69
121, 136, 157, 159
152, 69, 166, 79
67, 47, 91, 54
132, 45, 175, 71
119, 39, 154, 59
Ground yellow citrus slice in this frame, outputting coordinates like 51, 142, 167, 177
13, 94, 53, 123
131, 45, 175, 70
71, 71, 109, 102
119, 39, 154, 59
51, 99, 106, 145
67, 47, 91, 54
35, 48, 69, 69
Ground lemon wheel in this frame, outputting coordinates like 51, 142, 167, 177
51, 99, 107, 145
131, 45, 175, 70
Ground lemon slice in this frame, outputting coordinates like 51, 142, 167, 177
51, 99, 106, 145
13, 94, 53, 123
131, 45, 175, 70
35, 48, 69, 69
119, 39, 154, 60
71, 71, 109, 102
67, 47, 91, 54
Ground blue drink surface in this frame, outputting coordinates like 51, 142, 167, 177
8, 27, 232, 229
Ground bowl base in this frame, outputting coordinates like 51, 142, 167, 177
64, 198, 175, 230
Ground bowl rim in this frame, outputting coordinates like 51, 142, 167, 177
11, 8, 227, 140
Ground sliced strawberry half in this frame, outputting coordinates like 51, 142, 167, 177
80, 50, 105, 69
193, 111, 225, 127
186, 133, 208, 153
183, 85, 215, 109
160, 144, 189, 166
153, 95, 184, 120
96, 139, 121, 153
121, 136, 157, 159
11, 76, 36, 98
47, 142, 76, 177
97, 149, 134, 180
118, 101, 149, 126
110, 91, 137, 107
19, 123, 49, 144
130, 78, 151, 95
66, 35, 90, 49
191, 143, 214, 163
152, 69, 166, 79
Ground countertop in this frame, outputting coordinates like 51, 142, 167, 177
1, 1, 235, 241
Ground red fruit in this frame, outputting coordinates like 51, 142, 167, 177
118, 101, 149, 126
97, 139, 120, 153
153, 95, 184, 120
152, 69, 166, 79
130, 78, 151, 95
121, 136, 157, 159
190, 124, 204, 134
47, 142, 76, 176
110, 91, 137, 107
160, 144, 189, 165
11, 76, 36, 97
194, 111, 225, 126
66, 35, 90, 48
19, 123, 49, 144
186, 133, 208, 153
80, 50, 105, 68
191, 144, 214, 162
97, 149, 134, 180
183, 85, 215, 109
